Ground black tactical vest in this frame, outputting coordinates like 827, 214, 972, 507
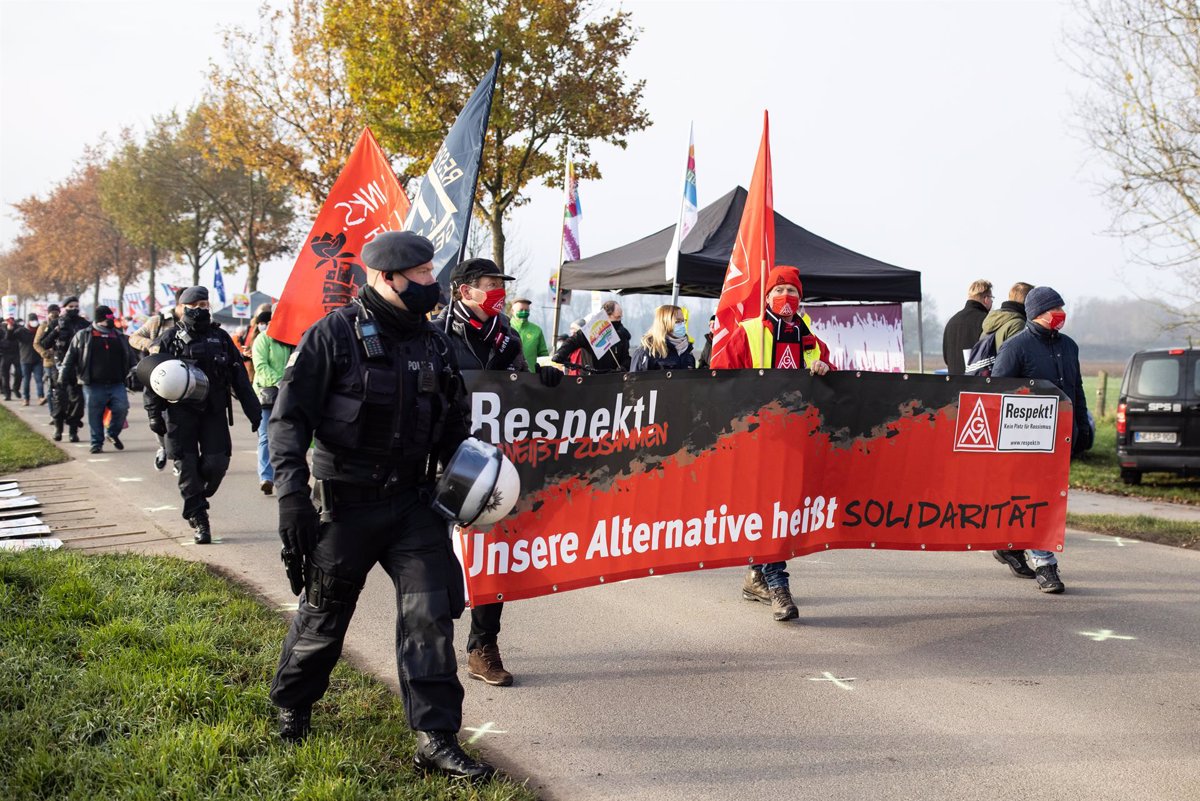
312, 303, 460, 483
161, 327, 233, 412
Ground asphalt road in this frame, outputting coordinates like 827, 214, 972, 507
10, 399, 1200, 800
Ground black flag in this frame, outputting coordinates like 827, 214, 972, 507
404, 51, 502, 288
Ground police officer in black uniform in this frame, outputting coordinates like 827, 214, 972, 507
435, 257, 562, 688
145, 286, 261, 543
267, 231, 494, 781
38, 296, 90, 442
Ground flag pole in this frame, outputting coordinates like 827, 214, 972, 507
551, 142, 571, 341
669, 122, 693, 308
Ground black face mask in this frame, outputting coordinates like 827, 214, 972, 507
396, 278, 441, 316
183, 307, 211, 331
64, 308, 80, 320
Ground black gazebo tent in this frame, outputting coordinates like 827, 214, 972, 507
559, 186, 921, 302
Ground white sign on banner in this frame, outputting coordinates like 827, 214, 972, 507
582, 308, 617, 362
1, 295, 17, 320
231, 293, 252, 318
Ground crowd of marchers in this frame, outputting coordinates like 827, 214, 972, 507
7, 239, 1090, 783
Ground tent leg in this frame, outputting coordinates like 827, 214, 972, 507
916, 299, 925, 374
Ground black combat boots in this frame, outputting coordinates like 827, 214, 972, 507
189, 511, 212, 545
278, 706, 311, 742
414, 731, 496, 782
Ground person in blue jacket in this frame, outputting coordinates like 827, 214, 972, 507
990, 285, 1089, 594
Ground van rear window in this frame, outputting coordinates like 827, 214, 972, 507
1135, 357, 1181, 397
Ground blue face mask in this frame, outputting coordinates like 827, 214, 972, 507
672, 322, 687, 338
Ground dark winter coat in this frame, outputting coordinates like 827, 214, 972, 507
942, 300, 989, 374
630, 340, 696, 372
992, 320, 1090, 456
551, 320, 632, 373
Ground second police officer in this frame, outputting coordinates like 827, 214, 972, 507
145, 286, 262, 544
267, 231, 495, 781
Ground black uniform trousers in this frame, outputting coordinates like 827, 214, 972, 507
164, 403, 232, 520
270, 486, 466, 733
468, 602, 503, 651
0, 353, 17, 398
49, 371, 83, 428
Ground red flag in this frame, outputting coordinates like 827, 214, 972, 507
268, 128, 411, 345
710, 112, 774, 367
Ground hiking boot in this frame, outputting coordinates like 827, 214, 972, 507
22, 398, 29, 406
467, 644, 514, 687
260, 479, 274, 496
1034, 564, 1065, 594
994, 549, 1036, 579
190, 512, 212, 545
68, 427, 80, 443
154, 448, 167, 471
741, 567, 771, 603
89, 444, 103, 454
38, 396, 47, 405
53, 421, 63, 442
770, 586, 799, 621
414, 731, 496, 782
107, 434, 124, 451
278, 706, 311, 742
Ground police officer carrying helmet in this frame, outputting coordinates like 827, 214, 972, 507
267, 231, 494, 781
145, 286, 261, 544
435, 257, 563, 687
38, 296, 90, 442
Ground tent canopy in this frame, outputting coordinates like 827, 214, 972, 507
212, 291, 277, 327
560, 186, 921, 302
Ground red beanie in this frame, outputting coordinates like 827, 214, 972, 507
765, 265, 803, 296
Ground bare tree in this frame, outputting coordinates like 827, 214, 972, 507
1069, 0, 1200, 325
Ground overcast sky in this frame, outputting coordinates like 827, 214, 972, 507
0, 0, 1170, 320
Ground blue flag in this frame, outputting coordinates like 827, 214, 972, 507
213, 257, 226, 304
404, 51, 502, 289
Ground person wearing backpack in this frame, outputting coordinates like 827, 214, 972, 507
980, 282, 1032, 349
966, 282, 1033, 376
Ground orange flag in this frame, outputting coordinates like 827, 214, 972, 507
268, 128, 411, 345
710, 111, 775, 366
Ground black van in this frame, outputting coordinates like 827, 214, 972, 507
1115, 347, 1200, 484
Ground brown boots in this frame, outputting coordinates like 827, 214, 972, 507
467, 643, 513, 686
742, 567, 798, 621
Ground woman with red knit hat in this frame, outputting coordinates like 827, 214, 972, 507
712, 264, 834, 621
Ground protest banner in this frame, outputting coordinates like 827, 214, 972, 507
458, 370, 1071, 605
806, 303, 905, 372
231, 293, 251, 319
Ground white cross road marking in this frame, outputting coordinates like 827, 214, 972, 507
1080, 629, 1136, 642
809, 672, 856, 690
1088, 536, 1139, 547
143, 505, 176, 512
464, 721, 507, 744
117, 477, 143, 483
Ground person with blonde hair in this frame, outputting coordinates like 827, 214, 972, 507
630, 304, 695, 371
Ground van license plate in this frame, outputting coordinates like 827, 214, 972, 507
1134, 431, 1178, 444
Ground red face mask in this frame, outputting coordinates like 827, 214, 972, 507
478, 287, 506, 317
1046, 310, 1066, 331
769, 293, 797, 318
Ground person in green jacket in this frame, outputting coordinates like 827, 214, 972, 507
979, 281, 1033, 349
251, 309, 294, 495
509, 297, 547, 373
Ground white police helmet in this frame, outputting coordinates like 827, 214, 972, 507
432, 438, 520, 527
149, 359, 209, 403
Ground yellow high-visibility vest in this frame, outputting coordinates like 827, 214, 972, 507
739, 315, 821, 369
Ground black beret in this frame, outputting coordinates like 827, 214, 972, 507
449, 257, 515, 286
47, 304, 60, 312
94, 305, 114, 322
178, 286, 208, 304
361, 231, 436, 273
63, 296, 79, 306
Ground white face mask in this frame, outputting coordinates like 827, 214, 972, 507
257, 323, 268, 333
672, 322, 687, 338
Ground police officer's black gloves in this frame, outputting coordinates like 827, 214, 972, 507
148, 415, 166, 436
278, 492, 319, 556
537, 365, 563, 388
251, 418, 260, 434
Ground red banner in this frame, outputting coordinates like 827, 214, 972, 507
458, 371, 1072, 605
710, 111, 774, 366
268, 128, 410, 345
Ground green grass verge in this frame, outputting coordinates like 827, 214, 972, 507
1069, 416, 1200, 505
1066, 513, 1200, 549
0, 403, 67, 475
0, 550, 535, 801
